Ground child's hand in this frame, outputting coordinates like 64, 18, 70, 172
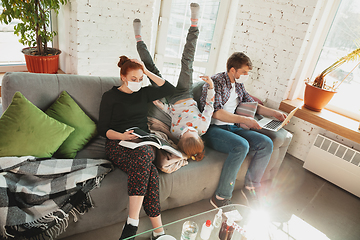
153, 100, 165, 110
200, 76, 214, 89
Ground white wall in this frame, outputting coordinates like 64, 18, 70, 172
57, 0, 360, 161
59, 0, 159, 76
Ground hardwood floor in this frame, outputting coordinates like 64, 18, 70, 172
60, 154, 360, 240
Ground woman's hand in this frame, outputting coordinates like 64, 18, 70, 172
131, 58, 166, 86
106, 129, 139, 141
130, 58, 148, 74
200, 76, 214, 89
121, 130, 139, 141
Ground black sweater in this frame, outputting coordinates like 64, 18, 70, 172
97, 81, 175, 138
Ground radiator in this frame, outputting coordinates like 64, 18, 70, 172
304, 134, 360, 198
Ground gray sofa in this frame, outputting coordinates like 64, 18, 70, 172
1, 72, 293, 239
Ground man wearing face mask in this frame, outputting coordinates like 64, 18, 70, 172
199, 52, 287, 209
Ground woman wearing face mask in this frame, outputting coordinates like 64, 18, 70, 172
133, 3, 215, 162
97, 56, 175, 240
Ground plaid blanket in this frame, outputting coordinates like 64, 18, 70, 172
0, 156, 113, 240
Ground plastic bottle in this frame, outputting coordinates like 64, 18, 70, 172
200, 220, 213, 240
213, 208, 222, 228
218, 218, 235, 240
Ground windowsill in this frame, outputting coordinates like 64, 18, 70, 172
279, 99, 360, 144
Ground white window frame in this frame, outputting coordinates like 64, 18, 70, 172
154, 0, 230, 78
286, 0, 360, 120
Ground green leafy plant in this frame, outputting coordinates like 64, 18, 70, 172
308, 47, 360, 91
0, 0, 68, 56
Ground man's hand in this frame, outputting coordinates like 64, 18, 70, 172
273, 110, 287, 122
200, 76, 214, 89
243, 117, 262, 130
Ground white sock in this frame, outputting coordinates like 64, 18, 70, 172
127, 216, 139, 227
153, 230, 165, 237
133, 19, 142, 42
190, 3, 200, 27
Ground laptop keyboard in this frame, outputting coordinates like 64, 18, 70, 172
263, 120, 282, 130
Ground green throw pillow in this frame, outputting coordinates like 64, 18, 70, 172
0, 92, 75, 158
45, 91, 97, 158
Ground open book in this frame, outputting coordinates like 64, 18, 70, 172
119, 127, 183, 158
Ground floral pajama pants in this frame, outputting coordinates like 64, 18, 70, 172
105, 139, 161, 217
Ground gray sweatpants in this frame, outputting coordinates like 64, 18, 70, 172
138, 26, 200, 127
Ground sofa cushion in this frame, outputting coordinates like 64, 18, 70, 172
0, 92, 74, 158
45, 91, 98, 158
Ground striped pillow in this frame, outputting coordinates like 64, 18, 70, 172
235, 102, 258, 118
235, 102, 258, 129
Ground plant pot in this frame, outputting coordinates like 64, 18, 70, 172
303, 82, 336, 112
22, 47, 61, 74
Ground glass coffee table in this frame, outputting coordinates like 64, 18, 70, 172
125, 204, 274, 240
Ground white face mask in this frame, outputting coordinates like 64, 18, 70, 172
127, 81, 142, 92
180, 126, 197, 137
235, 74, 249, 84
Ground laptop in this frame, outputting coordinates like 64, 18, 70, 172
255, 107, 299, 131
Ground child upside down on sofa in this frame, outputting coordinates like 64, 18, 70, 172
134, 3, 215, 162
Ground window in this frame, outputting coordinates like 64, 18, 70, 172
154, 0, 228, 85
0, 1, 27, 71
0, 0, 56, 72
290, 0, 360, 120
311, 0, 360, 120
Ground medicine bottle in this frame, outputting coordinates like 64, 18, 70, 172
218, 218, 235, 240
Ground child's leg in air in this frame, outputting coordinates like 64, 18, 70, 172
134, 19, 172, 125
168, 3, 200, 105
133, 19, 162, 83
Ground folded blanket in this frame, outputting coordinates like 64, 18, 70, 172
0, 156, 113, 240
147, 117, 188, 173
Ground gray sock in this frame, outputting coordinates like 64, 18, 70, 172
133, 19, 142, 42
190, 3, 200, 26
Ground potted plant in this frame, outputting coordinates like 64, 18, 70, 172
0, 0, 68, 74
304, 47, 360, 111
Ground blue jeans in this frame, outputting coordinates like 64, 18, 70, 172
202, 124, 273, 199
